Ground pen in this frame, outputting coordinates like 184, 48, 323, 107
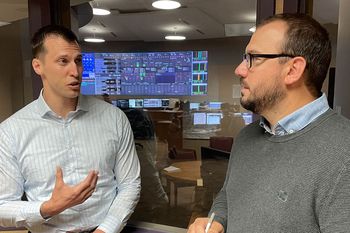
205, 212, 215, 233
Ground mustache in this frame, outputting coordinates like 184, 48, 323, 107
240, 80, 249, 89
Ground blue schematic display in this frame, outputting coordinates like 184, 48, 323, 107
81, 51, 208, 96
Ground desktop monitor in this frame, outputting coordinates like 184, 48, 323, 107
206, 113, 222, 125
209, 102, 222, 110
129, 99, 144, 108
242, 112, 253, 125
193, 112, 207, 125
161, 99, 170, 107
143, 98, 162, 108
117, 99, 129, 109
190, 102, 200, 110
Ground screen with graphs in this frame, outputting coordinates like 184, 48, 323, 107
81, 51, 208, 96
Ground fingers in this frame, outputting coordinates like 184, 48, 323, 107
187, 218, 208, 233
55, 166, 64, 186
76, 170, 99, 194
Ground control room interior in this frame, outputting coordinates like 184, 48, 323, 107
0, 0, 345, 232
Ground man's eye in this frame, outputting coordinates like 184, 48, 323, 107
58, 58, 68, 64
75, 58, 82, 64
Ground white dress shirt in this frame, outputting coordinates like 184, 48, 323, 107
0, 93, 141, 233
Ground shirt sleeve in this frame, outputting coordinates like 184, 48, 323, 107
0, 127, 46, 228
97, 111, 141, 233
319, 160, 350, 233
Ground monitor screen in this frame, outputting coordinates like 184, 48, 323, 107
190, 102, 200, 110
209, 102, 222, 110
242, 112, 253, 125
81, 51, 208, 96
129, 99, 144, 108
116, 99, 129, 109
161, 99, 169, 107
143, 98, 162, 108
193, 112, 207, 125
206, 113, 222, 125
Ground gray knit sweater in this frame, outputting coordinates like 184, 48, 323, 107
210, 109, 350, 233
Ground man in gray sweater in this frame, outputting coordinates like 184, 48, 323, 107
188, 13, 350, 233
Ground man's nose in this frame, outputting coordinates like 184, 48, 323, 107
234, 61, 248, 78
70, 62, 80, 77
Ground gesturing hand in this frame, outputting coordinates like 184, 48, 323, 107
40, 167, 99, 218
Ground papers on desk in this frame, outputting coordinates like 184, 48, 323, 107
163, 166, 181, 173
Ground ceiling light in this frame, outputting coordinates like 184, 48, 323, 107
249, 26, 256, 32
93, 8, 111, 15
152, 0, 181, 10
165, 35, 186, 40
84, 38, 105, 43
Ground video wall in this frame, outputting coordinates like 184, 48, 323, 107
81, 51, 208, 96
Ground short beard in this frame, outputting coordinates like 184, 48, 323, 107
240, 87, 286, 114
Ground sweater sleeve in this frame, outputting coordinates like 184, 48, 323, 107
319, 160, 350, 233
208, 149, 236, 230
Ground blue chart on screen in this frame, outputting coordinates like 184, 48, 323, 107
82, 51, 208, 96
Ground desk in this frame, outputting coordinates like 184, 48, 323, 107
162, 161, 201, 206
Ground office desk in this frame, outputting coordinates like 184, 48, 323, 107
162, 161, 201, 206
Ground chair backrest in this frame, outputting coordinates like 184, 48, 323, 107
168, 147, 197, 161
209, 136, 234, 152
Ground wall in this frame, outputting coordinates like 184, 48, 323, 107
0, 20, 31, 122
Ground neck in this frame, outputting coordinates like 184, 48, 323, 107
262, 90, 317, 127
42, 91, 78, 118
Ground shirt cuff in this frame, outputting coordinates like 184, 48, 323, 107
21, 201, 47, 227
98, 215, 123, 233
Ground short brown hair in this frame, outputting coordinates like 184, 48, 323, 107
31, 24, 79, 58
259, 13, 331, 97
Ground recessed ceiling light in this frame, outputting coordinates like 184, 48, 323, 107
249, 26, 256, 32
93, 8, 111, 15
84, 38, 105, 43
152, 0, 181, 10
165, 35, 186, 40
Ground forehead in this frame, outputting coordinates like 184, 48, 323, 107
43, 35, 81, 56
246, 20, 288, 53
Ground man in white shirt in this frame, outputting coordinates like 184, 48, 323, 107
0, 25, 140, 233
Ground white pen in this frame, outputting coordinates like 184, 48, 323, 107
205, 212, 215, 233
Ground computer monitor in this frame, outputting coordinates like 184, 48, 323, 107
242, 112, 253, 125
161, 99, 170, 107
209, 102, 222, 110
116, 99, 129, 109
143, 98, 162, 108
190, 102, 200, 110
193, 112, 206, 125
129, 99, 144, 108
206, 113, 222, 125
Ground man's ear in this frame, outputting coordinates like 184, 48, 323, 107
32, 58, 42, 76
284, 56, 307, 85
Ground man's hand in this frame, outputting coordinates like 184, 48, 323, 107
40, 167, 99, 218
187, 217, 224, 233
93, 229, 105, 233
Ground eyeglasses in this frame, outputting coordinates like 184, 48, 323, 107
243, 53, 296, 68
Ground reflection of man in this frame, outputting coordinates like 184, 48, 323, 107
0, 25, 140, 233
217, 102, 245, 138
188, 13, 350, 233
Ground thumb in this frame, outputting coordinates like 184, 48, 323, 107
55, 166, 64, 185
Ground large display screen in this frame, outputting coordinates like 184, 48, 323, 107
81, 51, 208, 96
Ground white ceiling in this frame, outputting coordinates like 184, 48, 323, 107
0, 0, 339, 42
